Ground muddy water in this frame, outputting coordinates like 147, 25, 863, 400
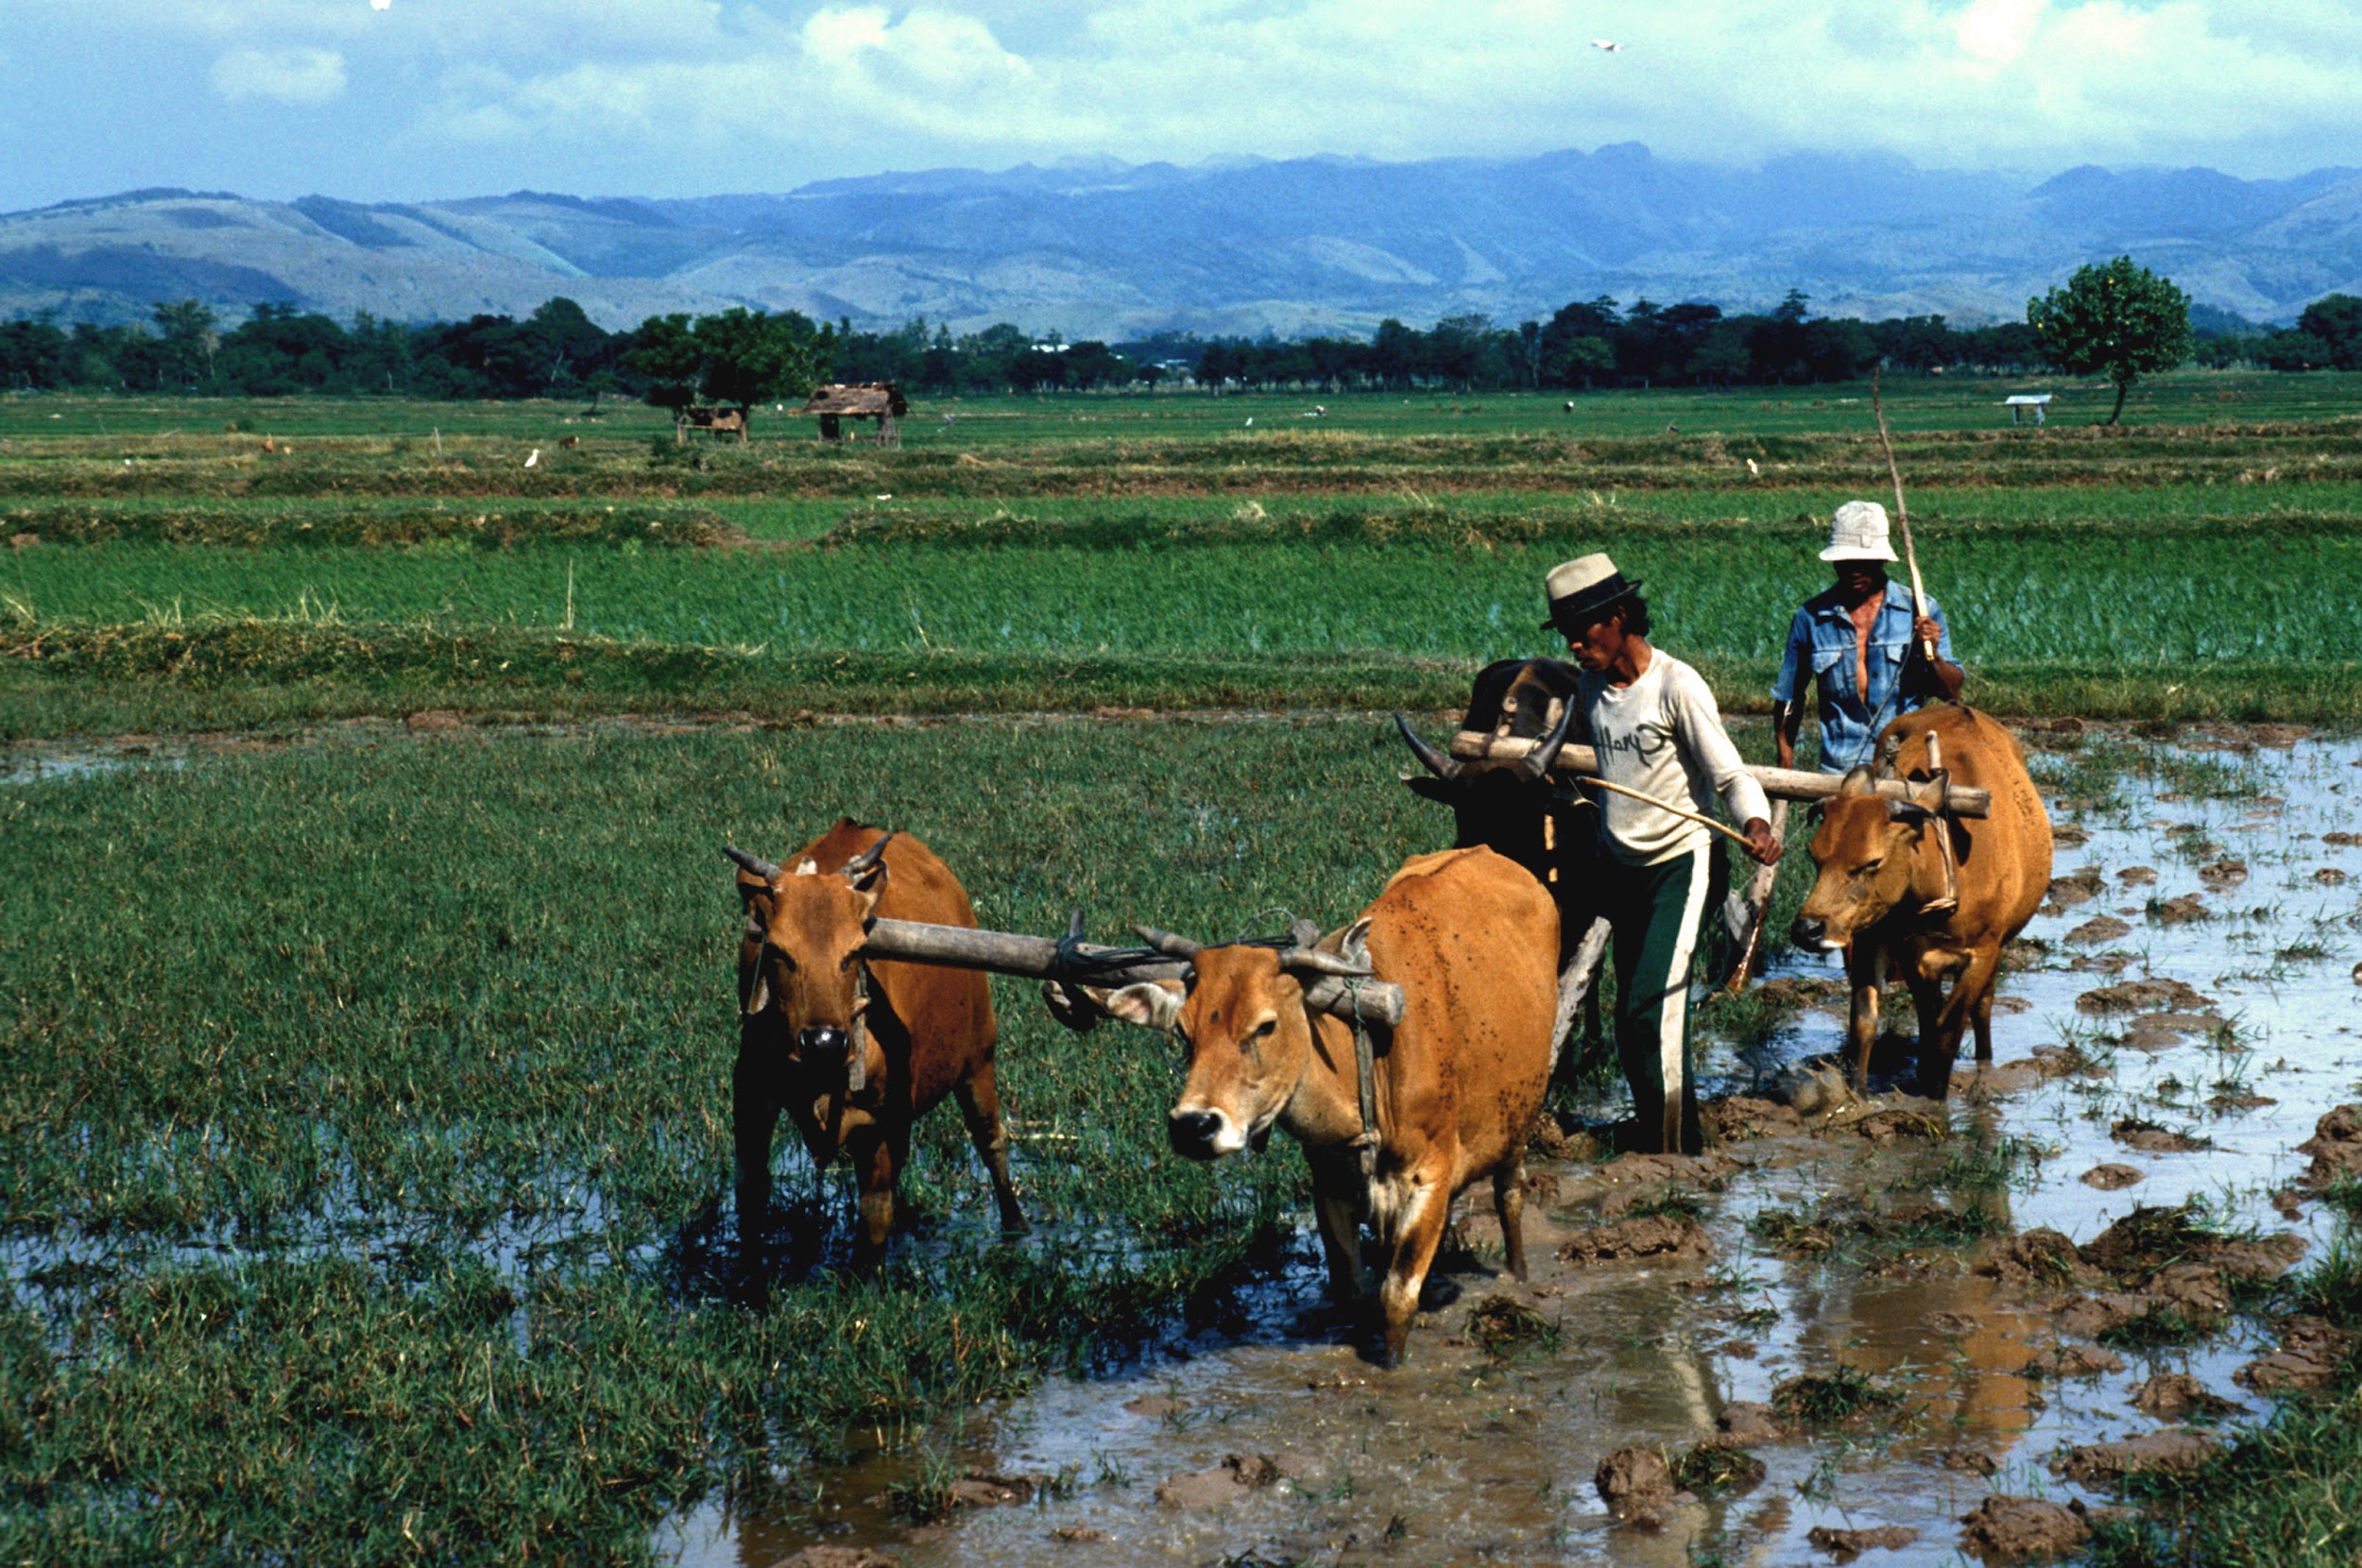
659, 732, 2362, 1568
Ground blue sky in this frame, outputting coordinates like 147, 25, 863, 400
3, 0, 2356, 209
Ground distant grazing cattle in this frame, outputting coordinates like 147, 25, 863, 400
1789, 704, 2053, 1098
558, 435, 580, 450
1088, 846, 1559, 1364
727, 820, 1024, 1267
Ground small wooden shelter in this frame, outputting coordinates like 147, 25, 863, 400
2002, 394, 2052, 427
795, 383, 909, 447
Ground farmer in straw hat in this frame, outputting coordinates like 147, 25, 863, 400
1771, 499, 1965, 912
1772, 500, 1962, 775
1544, 554, 1779, 1154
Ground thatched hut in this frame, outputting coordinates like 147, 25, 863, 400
794, 383, 910, 446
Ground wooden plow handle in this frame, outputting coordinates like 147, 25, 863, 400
859, 916, 1407, 1028
1445, 731, 1992, 818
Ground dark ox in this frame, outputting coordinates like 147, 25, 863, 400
728, 819, 1024, 1266
1395, 659, 1597, 952
1093, 847, 1559, 1364
1789, 705, 2053, 1099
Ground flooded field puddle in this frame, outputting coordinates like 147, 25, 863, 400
662, 730, 2361, 1567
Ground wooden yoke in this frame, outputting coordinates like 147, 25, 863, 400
1445, 731, 1993, 818
858, 916, 1407, 1028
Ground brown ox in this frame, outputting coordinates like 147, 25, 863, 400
727, 819, 1024, 1266
1096, 846, 1558, 1364
1789, 704, 2052, 1099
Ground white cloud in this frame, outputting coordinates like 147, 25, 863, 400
211, 45, 347, 105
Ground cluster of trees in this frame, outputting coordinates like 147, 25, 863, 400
1174, 294, 2052, 392
2188, 294, 2362, 374
5, 274, 2356, 407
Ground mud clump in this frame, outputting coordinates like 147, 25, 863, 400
2118, 1011, 2226, 1052
1559, 1215, 1711, 1263
2053, 1291, 2154, 1338
1154, 1453, 1287, 1508
1465, 1293, 1559, 1355
2080, 1163, 2145, 1190
1959, 1495, 2092, 1562
2148, 895, 2209, 926
2053, 1429, 2220, 1487
2115, 866, 2158, 886
2130, 1372, 2244, 1421
2235, 1316, 2357, 1395
2197, 858, 2249, 888
1595, 1446, 1686, 1525
944, 1473, 1036, 1508
2031, 1342, 2125, 1379
1808, 1525, 1920, 1559
1852, 1106, 1947, 1144
770, 1549, 907, 1568
2046, 868, 2105, 907
1714, 1401, 1788, 1444
1977, 1229, 2101, 1288
1700, 1095, 1805, 1142
2110, 1117, 2213, 1153
2065, 916, 2131, 946
2295, 1103, 2362, 1189
1051, 1525, 1106, 1543
2077, 977, 2215, 1014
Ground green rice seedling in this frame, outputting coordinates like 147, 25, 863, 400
1771, 1366, 1902, 1427
1670, 1443, 1767, 1495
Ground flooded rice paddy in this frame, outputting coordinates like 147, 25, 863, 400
663, 728, 2362, 1568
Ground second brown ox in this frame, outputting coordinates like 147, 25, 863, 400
1090, 846, 1559, 1364
728, 819, 1025, 1267
1789, 704, 2052, 1099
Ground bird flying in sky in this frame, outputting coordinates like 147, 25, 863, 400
1591, 39, 1621, 52
369, 0, 391, 11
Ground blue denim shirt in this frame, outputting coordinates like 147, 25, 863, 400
1771, 581, 1955, 774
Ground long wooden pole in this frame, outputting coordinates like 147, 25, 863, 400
1871, 367, 1934, 662
1443, 731, 1992, 817
858, 916, 1406, 1028
1568, 775, 1754, 848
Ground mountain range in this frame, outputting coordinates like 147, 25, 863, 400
5, 145, 2358, 338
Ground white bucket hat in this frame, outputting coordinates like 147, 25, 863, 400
1821, 500, 1900, 563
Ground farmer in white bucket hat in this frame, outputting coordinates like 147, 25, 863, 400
1771, 500, 1962, 776
1543, 554, 1779, 1155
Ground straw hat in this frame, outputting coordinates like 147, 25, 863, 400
1540, 553, 1642, 631
1822, 501, 1900, 563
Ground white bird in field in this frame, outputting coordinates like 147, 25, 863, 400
1244, 417, 1254, 427
525, 448, 539, 469
1592, 38, 1621, 52
1746, 458, 1761, 478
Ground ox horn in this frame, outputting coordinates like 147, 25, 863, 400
1279, 947, 1374, 978
840, 830, 896, 882
1131, 923, 1203, 959
1514, 694, 1578, 782
1394, 713, 1462, 780
724, 845, 782, 881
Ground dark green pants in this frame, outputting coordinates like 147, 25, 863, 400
1603, 846, 1717, 1155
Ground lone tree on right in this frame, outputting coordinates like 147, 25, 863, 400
2027, 257, 2192, 425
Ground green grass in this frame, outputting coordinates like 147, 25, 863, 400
0, 718, 1489, 1563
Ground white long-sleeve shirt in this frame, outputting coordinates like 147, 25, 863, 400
1579, 651, 1772, 865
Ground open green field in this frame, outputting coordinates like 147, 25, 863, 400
6, 381, 2362, 1562
5, 375, 2361, 738
0, 715, 1624, 1563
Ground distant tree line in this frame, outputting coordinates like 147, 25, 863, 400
5, 286, 2359, 401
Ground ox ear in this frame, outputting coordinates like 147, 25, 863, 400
1097, 980, 1185, 1032
1339, 915, 1375, 971
1403, 775, 1457, 803
1839, 766, 1877, 797
1887, 799, 1935, 828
